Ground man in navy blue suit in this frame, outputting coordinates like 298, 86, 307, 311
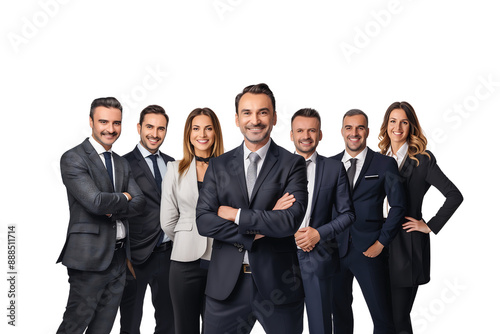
290, 108, 355, 334
331, 109, 406, 334
196, 83, 307, 334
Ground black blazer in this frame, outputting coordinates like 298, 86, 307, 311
307, 154, 355, 278
123, 146, 174, 265
57, 138, 146, 271
196, 140, 307, 302
389, 151, 463, 287
332, 148, 406, 258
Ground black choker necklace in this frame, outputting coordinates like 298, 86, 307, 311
195, 155, 211, 164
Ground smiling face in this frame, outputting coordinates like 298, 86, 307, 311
137, 113, 167, 154
387, 108, 410, 148
290, 116, 322, 159
341, 114, 369, 157
89, 106, 122, 150
190, 115, 215, 157
235, 93, 277, 151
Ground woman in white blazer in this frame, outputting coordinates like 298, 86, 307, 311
161, 107, 224, 334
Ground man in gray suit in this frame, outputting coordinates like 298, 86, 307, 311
57, 97, 145, 334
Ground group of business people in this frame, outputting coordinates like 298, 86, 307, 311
56, 83, 463, 334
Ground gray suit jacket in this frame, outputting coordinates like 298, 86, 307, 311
57, 138, 146, 271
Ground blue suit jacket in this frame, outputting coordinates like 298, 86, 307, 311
332, 148, 406, 258
196, 140, 307, 302
305, 154, 355, 278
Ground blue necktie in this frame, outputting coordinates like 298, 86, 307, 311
103, 152, 114, 190
148, 154, 162, 191
148, 154, 165, 246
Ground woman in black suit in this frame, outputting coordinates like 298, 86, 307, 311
378, 101, 463, 334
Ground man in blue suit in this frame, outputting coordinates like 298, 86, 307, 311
331, 109, 406, 334
196, 83, 307, 334
290, 108, 355, 334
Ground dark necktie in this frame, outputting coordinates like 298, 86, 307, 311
148, 154, 162, 191
247, 152, 260, 198
148, 154, 165, 246
103, 152, 114, 190
346, 158, 357, 191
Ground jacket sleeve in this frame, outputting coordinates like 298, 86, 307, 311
424, 151, 464, 234
160, 162, 180, 241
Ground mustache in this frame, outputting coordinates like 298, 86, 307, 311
347, 135, 361, 139
101, 131, 118, 136
146, 135, 160, 141
246, 124, 266, 129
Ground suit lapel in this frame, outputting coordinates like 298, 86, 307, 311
353, 148, 374, 192
250, 140, 279, 204
134, 147, 160, 196
310, 154, 324, 213
233, 144, 250, 204
83, 139, 114, 191
185, 158, 199, 201
399, 154, 415, 184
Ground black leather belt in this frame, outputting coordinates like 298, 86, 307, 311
243, 264, 251, 274
115, 240, 125, 250
153, 240, 172, 252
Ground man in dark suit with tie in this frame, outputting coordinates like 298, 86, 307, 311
331, 109, 406, 334
290, 108, 355, 334
196, 83, 308, 334
119, 105, 175, 334
57, 97, 146, 334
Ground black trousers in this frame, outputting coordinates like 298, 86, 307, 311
57, 247, 126, 334
203, 268, 304, 334
331, 246, 395, 334
119, 242, 174, 334
391, 285, 418, 334
169, 260, 208, 334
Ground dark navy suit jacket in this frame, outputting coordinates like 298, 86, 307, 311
332, 148, 406, 258
306, 154, 355, 278
196, 140, 307, 303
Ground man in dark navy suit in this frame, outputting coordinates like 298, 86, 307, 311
120, 105, 175, 334
290, 108, 355, 334
331, 109, 406, 334
196, 83, 308, 334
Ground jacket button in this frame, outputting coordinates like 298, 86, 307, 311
238, 248, 243, 253
112, 225, 116, 229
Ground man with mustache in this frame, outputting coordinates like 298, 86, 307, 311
119, 105, 175, 333
57, 97, 145, 334
330, 109, 406, 334
290, 108, 355, 334
196, 83, 308, 333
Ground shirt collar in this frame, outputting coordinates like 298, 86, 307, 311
341, 146, 368, 164
137, 142, 161, 159
89, 135, 112, 155
387, 142, 408, 162
243, 138, 272, 161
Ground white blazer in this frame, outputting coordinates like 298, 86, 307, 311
161, 159, 212, 262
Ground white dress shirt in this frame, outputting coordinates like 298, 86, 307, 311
89, 136, 126, 240
235, 139, 272, 264
386, 142, 409, 169
341, 147, 368, 186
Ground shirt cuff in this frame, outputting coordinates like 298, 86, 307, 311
235, 208, 242, 225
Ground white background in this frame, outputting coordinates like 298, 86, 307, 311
1, 0, 498, 333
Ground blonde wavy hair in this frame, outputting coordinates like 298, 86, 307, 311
178, 108, 224, 176
378, 101, 430, 166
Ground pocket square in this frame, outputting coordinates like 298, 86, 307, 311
365, 174, 379, 179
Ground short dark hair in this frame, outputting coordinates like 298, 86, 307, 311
343, 109, 368, 127
235, 83, 276, 114
139, 105, 169, 126
291, 108, 321, 129
90, 97, 123, 120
